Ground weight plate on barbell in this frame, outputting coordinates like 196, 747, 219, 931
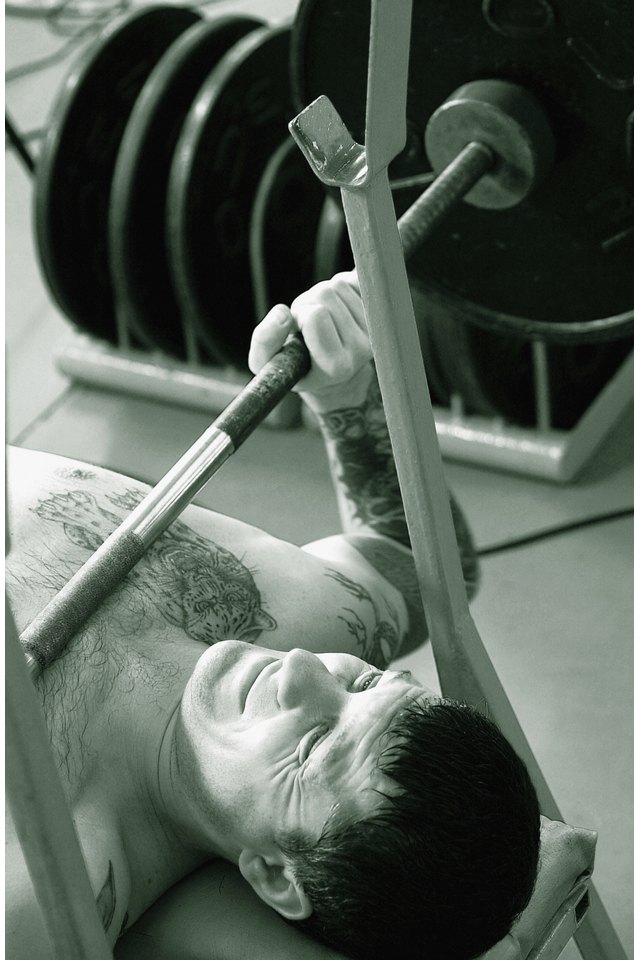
463, 323, 632, 429
291, 0, 633, 426
249, 137, 328, 321
167, 25, 293, 367
312, 194, 352, 284
109, 14, 264, 359
34, 5, 201, 344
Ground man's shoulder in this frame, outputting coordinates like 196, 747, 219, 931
4, 448, 359, 653
298, 533, 416, 664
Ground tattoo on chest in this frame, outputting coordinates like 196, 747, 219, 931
326, 568, 401, 668
55, 466, 97, 481
32, 487, 277, 645
95, 861, 129, 936
96, 860, 116, 931
318, 374, 410, 546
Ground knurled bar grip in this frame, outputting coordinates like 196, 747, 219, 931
218, 332, 310, 446
18, 179, 465, 678
22, 533, 145, 674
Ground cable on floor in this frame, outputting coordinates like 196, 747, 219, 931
477, 507, 633, 558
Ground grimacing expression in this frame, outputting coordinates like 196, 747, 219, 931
176, 641, 433, 849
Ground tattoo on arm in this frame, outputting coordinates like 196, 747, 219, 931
31, 487, 278, 646
447, 494, 480, 600
326, 568, 402, 668
318, 369, 479, 599
318, 370, 409, 545
342, 535, 428, 649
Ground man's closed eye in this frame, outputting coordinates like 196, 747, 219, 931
299, 725, 331, 764
352, 671, 382, 692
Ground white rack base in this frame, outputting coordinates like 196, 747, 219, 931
56, 334, 302, 429
56, 334, 632, 483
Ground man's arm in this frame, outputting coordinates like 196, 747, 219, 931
248, 273, 479, 656
305, 359, 478, 598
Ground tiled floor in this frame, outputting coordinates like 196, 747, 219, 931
5, 4, 633, 958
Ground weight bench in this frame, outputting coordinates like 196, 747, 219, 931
111, 815, 596, 960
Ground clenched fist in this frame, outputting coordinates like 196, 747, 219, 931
248, 271, 374, 409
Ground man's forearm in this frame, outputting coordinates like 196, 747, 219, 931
308, 362, 410, 545
304, 362, 480, 601
247, 272, 478, 605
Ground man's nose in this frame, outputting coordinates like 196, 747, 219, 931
278, 648, 339, 712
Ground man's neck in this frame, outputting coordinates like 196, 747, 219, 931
90, 645, 220, 917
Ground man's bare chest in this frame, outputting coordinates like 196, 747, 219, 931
32, 621, 180, 802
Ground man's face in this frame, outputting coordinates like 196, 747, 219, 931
176, 640, 432, 852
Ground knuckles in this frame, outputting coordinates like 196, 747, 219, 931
251, 271, 367, 389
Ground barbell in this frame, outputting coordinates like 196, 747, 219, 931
24, 72, 562, 671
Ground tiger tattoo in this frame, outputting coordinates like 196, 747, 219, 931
32, 486, 277, 646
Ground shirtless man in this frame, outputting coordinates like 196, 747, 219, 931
6, 273, 540, 960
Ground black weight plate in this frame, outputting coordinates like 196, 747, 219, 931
411, 278, 632, 428
409, 282, 485, 413
109, 14, 263, 359
34, 5, 201, 343
292, 0, 633, 325
467, 327, 632, 430
168, 25, 293, 367
312, 194, 352, 283
292, 0, 633, 425
249, 137, 328, 320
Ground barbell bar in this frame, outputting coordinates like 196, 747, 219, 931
20, 78, 556, 676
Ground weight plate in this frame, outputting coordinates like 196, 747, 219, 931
34, 5, 201, 344
109, 14, 264, 359
410, 277, 632, 428
249, 137, 328, 321
312, 194, 352, 283
465, 326, 632, 429
168, 25, 293, 367
292, 0, 633, 425
409, 281, 489, 414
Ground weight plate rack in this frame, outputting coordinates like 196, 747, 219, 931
33, 1, 633, 478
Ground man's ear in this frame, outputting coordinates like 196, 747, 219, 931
238, 848, 312, 920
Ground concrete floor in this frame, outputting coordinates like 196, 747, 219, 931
5, 3, 633, 958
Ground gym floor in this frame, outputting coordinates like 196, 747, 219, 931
5, 3, 633, 958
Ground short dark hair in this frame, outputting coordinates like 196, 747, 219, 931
282, 699, 540, 960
